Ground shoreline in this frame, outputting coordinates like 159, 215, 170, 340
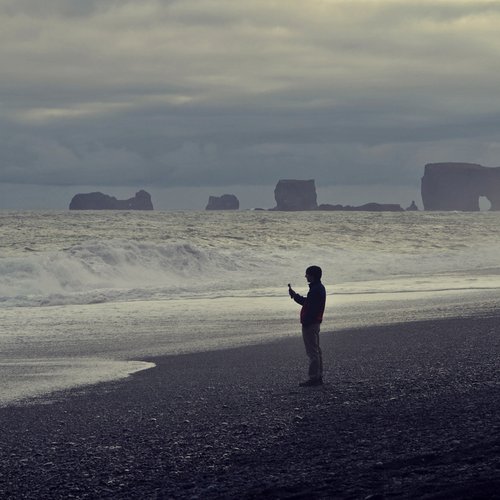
2, 314, 500, 498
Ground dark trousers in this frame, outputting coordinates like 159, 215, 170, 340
302, 323, 323, 380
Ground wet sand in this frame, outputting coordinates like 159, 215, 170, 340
2, 314, 500, 499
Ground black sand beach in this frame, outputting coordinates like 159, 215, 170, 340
2, 315, 500, 499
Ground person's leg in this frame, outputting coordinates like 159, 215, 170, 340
302, 323, 322, 381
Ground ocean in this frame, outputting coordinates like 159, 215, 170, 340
1, 210, 500, 406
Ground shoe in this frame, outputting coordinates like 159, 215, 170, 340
299, 378, 323, 387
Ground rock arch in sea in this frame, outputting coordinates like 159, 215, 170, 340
421, 162, 500, 211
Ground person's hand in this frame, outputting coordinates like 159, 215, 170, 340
288, 284, 295, 298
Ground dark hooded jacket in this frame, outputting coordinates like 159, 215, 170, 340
293, 280, 326, 326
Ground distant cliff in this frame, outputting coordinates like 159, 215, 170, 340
69, 190, 154, 210
421, 163, 500, 211
317, 203, 404, 212
206, 194, 239, 210
273, 179, 318, 211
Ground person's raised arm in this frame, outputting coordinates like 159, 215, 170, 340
288, 284, 306, 305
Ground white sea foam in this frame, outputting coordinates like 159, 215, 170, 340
0, 358, 155, 407
1, 235, 500, 308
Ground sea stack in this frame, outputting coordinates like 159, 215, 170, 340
69, 190, 154, 210
421, 163, 500, 211
205, 194, 240, 210
273, 179, 318, 211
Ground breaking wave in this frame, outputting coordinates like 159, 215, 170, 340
2, 235, 500, 308
0, 240, 260, 307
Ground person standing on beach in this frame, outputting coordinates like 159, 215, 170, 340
288, 266, 326, 387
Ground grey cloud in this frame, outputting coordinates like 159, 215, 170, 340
1, 0, 500, 205
0, 0, 123, 18
2, 94, 499, 189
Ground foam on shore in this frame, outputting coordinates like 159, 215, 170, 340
0, 358, 155, 407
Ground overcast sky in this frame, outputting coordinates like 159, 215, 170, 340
1, 0, 500, 209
